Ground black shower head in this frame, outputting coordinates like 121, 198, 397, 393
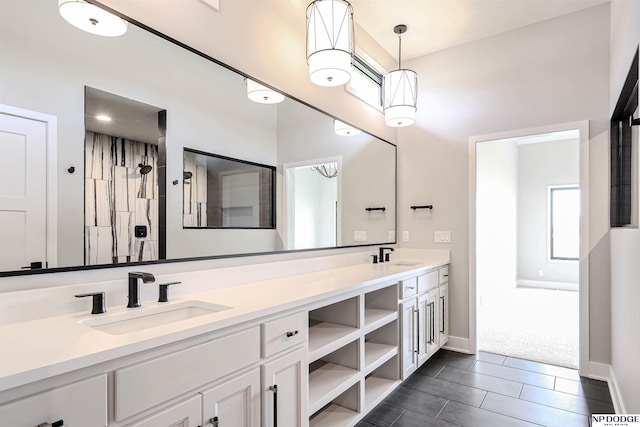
138, 163, 153, 175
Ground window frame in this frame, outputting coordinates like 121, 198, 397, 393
547, 184, 580, 262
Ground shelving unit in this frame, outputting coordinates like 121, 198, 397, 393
307, 283, 400, 426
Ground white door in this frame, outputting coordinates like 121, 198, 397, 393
201, 368, 261, 427
262, 348, 307, 427
0, 111, 48, 271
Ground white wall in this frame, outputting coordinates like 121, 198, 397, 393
517, 139, 579, 284
397, 4, 610, 359
609, 0, 640, 413
476, 140, 518, 296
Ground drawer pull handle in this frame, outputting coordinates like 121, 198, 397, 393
38, 421, 63, 427
286, 330, 299, 338
269, 384, 278, 427
202, 416, 219, 427
443, 274, 449, 278
406, 286, 415, 290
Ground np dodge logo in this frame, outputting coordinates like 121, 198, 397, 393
592, 415, 640, 426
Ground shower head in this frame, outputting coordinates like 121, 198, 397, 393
138, 163, 153, 175
183, 171, 193, 180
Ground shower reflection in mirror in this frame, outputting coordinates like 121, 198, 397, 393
84, 87, 165, 265
182, 149, 275, 229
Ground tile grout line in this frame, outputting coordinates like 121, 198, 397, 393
434, 399, 450, 420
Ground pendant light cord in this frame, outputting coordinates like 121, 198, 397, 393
398, 33, 402, 69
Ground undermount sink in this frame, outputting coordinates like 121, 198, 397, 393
79, 300, 231, 335
388, 261, 422, 267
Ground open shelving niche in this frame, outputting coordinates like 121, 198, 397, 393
308, 283, 400, 426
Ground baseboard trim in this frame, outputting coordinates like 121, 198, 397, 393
608, 366, 626, 414
587, 361, 610, 381
442, 336, 471, 354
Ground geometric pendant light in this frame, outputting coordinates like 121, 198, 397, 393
58, 0, 128, 37
306, 0, 354, 87
383, 25, 417, 127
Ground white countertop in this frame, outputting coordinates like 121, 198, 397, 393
0, 257, 448, 392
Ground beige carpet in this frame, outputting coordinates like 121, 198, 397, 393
478, 287, 579, 369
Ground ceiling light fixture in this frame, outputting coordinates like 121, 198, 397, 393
58, 0, 128, 37
95, 114, 112, 122
334, 119, 361, 136
306, 0, 354, 87
383, 24, 417, 127
245, 79, 285, 104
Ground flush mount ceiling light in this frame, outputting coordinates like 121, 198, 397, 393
306, 0, 354, 87
245, 79, 285, 104
334, 119, 361, 136
383, 24, 417, 127
58, 0, 128, 37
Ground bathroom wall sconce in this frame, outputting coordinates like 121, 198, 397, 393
245, 79, 285, 104
58, 0, 128, 37
306, 0, 354, 87
383, 25, 417, 127
334, 119, 361, 136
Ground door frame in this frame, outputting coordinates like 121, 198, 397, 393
468, 120, 589, 376
0, 104, 58, 268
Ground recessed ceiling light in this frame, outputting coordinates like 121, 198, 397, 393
95, 114, 112, 122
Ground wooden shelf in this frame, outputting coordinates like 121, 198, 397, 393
308, 363, 359, 414
365, 376, 399, 410
364, 342, 397, 374
363, 308, 397, 333
308, 322, 359, 362
309, 404, 359, 427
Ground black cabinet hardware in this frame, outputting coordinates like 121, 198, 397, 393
285, 330, 299, 338
410, 205, 433, 210
37, 420, 63, 427
441, 296, 445, 334
414, 308, 419, 354
269, 384, 278, 427
365, 207, 386, 212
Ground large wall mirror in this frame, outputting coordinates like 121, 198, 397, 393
0, 0, 396, 276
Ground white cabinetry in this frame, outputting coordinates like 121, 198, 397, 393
201, 368, 261, 427
0, 375, 107, 427
125, 395, 201, 427
399, 266, 450, 379
262, 347, 307, 427
308, 283, 400, 427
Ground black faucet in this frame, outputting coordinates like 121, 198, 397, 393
127, 272, 155, 308
379, 247, 395, 263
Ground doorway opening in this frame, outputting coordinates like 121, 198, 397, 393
470, 123, 588, 371
284, 158, 341, 250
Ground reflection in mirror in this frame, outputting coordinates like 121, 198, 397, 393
0, 0, 396, 276
84, 87, 166, 265
183, 149, 275, 229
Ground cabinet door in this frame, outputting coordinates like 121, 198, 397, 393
201, 368, 260, 427
417, 293, 430, 366
439, 284, 449, 347
262, 347, 308, 427
0, 375, 107, 427
400, 299, 418, 379
125, 395, 201, 427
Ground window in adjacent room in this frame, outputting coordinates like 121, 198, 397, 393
347, 50, 385, 110
548, 185, 580, 261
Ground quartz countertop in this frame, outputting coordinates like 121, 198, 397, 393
0, 257, 448, 392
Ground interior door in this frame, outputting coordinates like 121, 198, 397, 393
0, 111, 48, 271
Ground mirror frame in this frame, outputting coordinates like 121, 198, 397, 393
0, 1, 397, 277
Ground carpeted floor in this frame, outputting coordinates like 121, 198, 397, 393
478, 287, 579, 369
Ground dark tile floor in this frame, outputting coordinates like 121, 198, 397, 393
358, 350, 614, 427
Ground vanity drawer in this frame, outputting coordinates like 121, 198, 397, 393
0, 375, 107, 427
262, 311, 307, 357
439, 266, 449, 284
114, 326, 260, 421
400, 277, 418, 299
418, 271, 439, 293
